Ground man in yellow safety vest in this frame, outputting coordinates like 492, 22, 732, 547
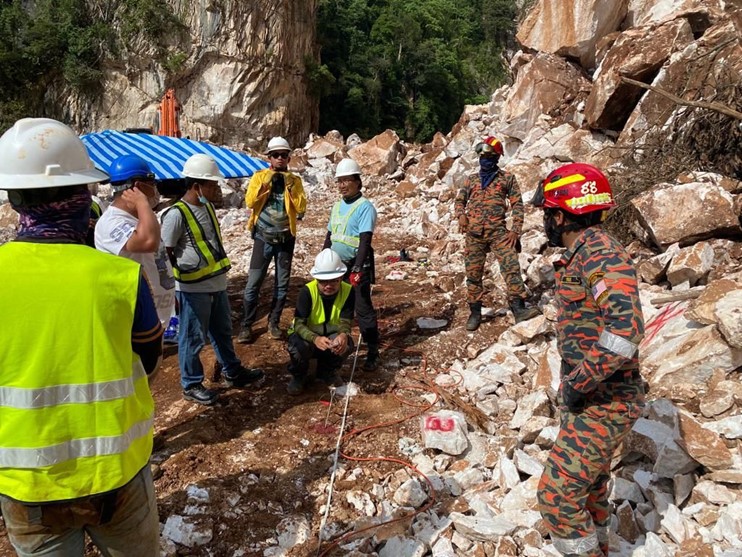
285, 249, 355, 395
161, 154, 265, 406
0, 118, 163, 556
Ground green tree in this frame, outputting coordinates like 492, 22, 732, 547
316, 0, 518, 142
0, 0, 111, 131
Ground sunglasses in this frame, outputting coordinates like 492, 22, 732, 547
270, 152, 290, 159
475, 143, 498, 156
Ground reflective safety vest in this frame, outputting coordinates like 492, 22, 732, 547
167, 200, 231, 283
0, 242, 154, 503
90, 199, 102, 219
292, 280, 352, 336
329, 196, 371, 250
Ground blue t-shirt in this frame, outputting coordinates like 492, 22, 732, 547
328, 197, 377, 262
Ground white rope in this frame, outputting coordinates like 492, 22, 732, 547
317, 331, 364, 555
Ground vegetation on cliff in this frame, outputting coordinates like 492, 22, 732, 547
0, 0, 517, 141
0, 0, 183, 132
0, 0, 108, 130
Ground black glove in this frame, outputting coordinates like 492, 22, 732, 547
561, 380, 587, 413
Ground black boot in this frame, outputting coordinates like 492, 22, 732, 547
363, 345, 380, 371
466, 302, 482, 331
510, 298, 540, 323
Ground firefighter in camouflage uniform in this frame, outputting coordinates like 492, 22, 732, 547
532, 163, 645, 557
454, 136, 539, 330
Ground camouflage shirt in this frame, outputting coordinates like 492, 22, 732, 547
454, 170, 524, 236
554, 227, 644, 399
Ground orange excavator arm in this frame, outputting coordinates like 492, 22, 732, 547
157, 88, 182, 138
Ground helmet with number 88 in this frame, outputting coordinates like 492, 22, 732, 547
531, 162, 616, 216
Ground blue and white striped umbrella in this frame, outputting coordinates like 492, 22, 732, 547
81, 130, 268, 180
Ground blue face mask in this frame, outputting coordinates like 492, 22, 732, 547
479, 156, 499, 189
197, 186, 208, 205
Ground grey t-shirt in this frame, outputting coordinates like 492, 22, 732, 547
161, 200, 228, 293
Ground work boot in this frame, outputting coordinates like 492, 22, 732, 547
236, 327, 253, 344
319, 372, 345, 388
183, 384, 219, 406
287, 376, 307, 395
269, 323, 283, 340
223, 366, 265, 388
363, 346, 380, 372
466, 302, 482, 331
510, 298, 540, 323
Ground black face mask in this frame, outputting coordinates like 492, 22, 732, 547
544, 212, 564, 247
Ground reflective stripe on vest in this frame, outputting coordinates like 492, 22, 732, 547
0, 242, 154, 503
0, 418, 152, 468
0, 370, 144, 409
305, 280, 352, 336
329, 197, 370, 249
168, 201, 231, 283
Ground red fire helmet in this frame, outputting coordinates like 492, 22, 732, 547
532, 162, 616, 215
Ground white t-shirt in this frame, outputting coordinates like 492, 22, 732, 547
95, 206, 176, 325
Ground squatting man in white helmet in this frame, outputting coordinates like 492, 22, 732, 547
0, 118, 162, 555
238, 136, 307, 344
161, 153, 265, 406
284, 248, 356, 395
324, 158, 380, 371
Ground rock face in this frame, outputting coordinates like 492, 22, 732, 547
56, 0, 319, 149
585, 19, 693, 130
626, 0, 726, 28
516, 0, 629, 69
619, 19, 742, 146
499, 54, 591, 141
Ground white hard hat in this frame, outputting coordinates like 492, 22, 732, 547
266, 137, 291, 154
0, 118, 108, 190
335, 158, 362, 179
310, 249, 347, 280
182, 154, 224, 181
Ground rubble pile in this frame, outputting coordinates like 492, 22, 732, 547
200, 0, 742, 554
0, 0, 739, 555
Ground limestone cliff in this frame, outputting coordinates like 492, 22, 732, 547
51, 0, 318, 150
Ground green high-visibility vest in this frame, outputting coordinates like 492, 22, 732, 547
167, 200, 231, 283
290, 280, 352, 336
0, 242, 154, 503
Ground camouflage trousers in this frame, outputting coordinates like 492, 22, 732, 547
537, 400, 643, 556
464, 232, 526, 304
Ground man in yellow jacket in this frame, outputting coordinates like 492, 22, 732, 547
238, 136, 307, 343
0, 118, 162, 556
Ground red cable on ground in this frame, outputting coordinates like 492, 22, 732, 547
317, 348, 464, 557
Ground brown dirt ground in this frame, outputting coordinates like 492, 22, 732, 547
0, 204, 514, 557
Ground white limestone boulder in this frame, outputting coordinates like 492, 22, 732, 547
631, 182, 740, 248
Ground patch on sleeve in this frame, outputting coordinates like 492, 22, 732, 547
561, 275, 582, 285
588, 271, 605, 287
592, 280, 608, 302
